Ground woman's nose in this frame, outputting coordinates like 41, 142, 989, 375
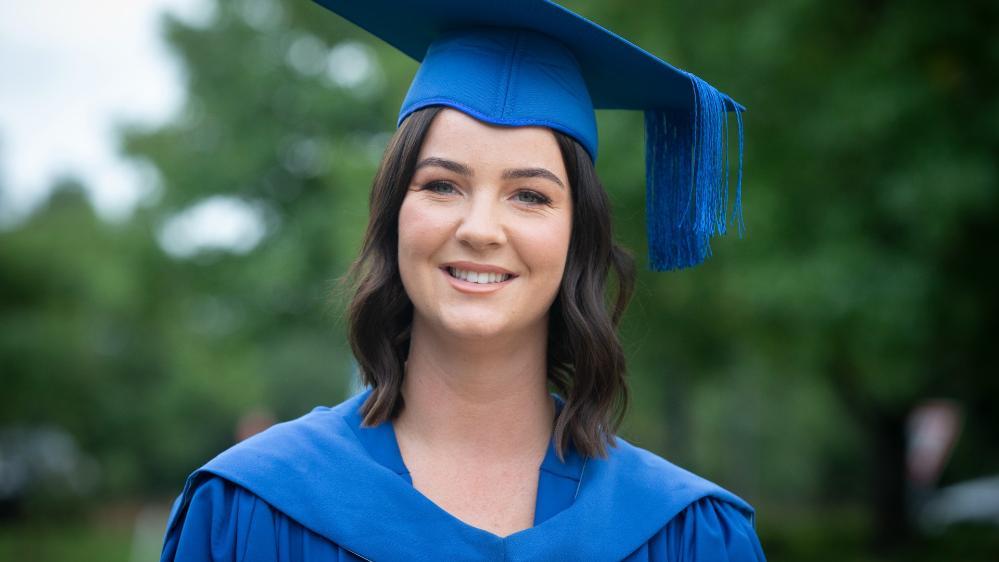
454, 193, 507, 250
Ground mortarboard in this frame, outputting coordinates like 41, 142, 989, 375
313, 0, 745, 271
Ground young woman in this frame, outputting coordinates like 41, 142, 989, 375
161, 2, 763, 560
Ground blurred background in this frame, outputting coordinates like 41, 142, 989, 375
1, 0, 997, 560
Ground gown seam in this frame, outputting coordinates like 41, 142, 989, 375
573, 457, 588, 499
342, 545, 374, 562
236, 491, 259, 562
538, 466, 581, 481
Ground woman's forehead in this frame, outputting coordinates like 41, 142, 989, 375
417, 108, 565, 176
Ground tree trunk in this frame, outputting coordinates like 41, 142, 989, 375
828, 345, 914, 550
870, 411, 910, 550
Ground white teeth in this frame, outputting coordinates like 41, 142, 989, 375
447, 267, 511, 284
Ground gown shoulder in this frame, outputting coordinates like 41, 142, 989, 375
603, 436, 765, 561
623, 494, 766, 561
160, 475, 361, 562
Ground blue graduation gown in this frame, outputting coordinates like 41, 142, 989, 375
161, 389, 765, 561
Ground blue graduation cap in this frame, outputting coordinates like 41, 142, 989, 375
313, 0, 745, 271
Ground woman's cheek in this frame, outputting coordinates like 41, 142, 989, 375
509, 228, 567, 292
398, 200, 458, 284
527, 215, 571, 262
397, 199, 429, 287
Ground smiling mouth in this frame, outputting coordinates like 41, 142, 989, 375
445, 266, 513, 285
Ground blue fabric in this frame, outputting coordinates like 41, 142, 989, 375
644, 82, 746, 271
400, 28, 599, 161
162, 390, 765, 561
311, 0, 744, 112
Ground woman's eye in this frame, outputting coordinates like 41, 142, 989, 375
422, 181, 457, 195
514, 190, 550, 205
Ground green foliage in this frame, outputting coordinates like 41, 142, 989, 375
0, 520, 132, 562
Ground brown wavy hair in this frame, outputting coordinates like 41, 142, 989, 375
346, 106, 635, 459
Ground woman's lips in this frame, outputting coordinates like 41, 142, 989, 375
440, 266, 516, 293
440, 261, 517, 277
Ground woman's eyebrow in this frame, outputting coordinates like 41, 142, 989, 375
415, 157, 472, 176
502, 167, 565, 190
414, 158, 565, 190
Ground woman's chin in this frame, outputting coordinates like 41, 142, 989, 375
438, 319, 509, 341
432, 309, 521, 341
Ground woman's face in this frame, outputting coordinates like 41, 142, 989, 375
398, 108, 572, 342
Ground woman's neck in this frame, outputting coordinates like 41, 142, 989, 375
394, 317, 555, 462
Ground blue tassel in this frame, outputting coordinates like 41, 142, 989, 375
644, 74, 745, 271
